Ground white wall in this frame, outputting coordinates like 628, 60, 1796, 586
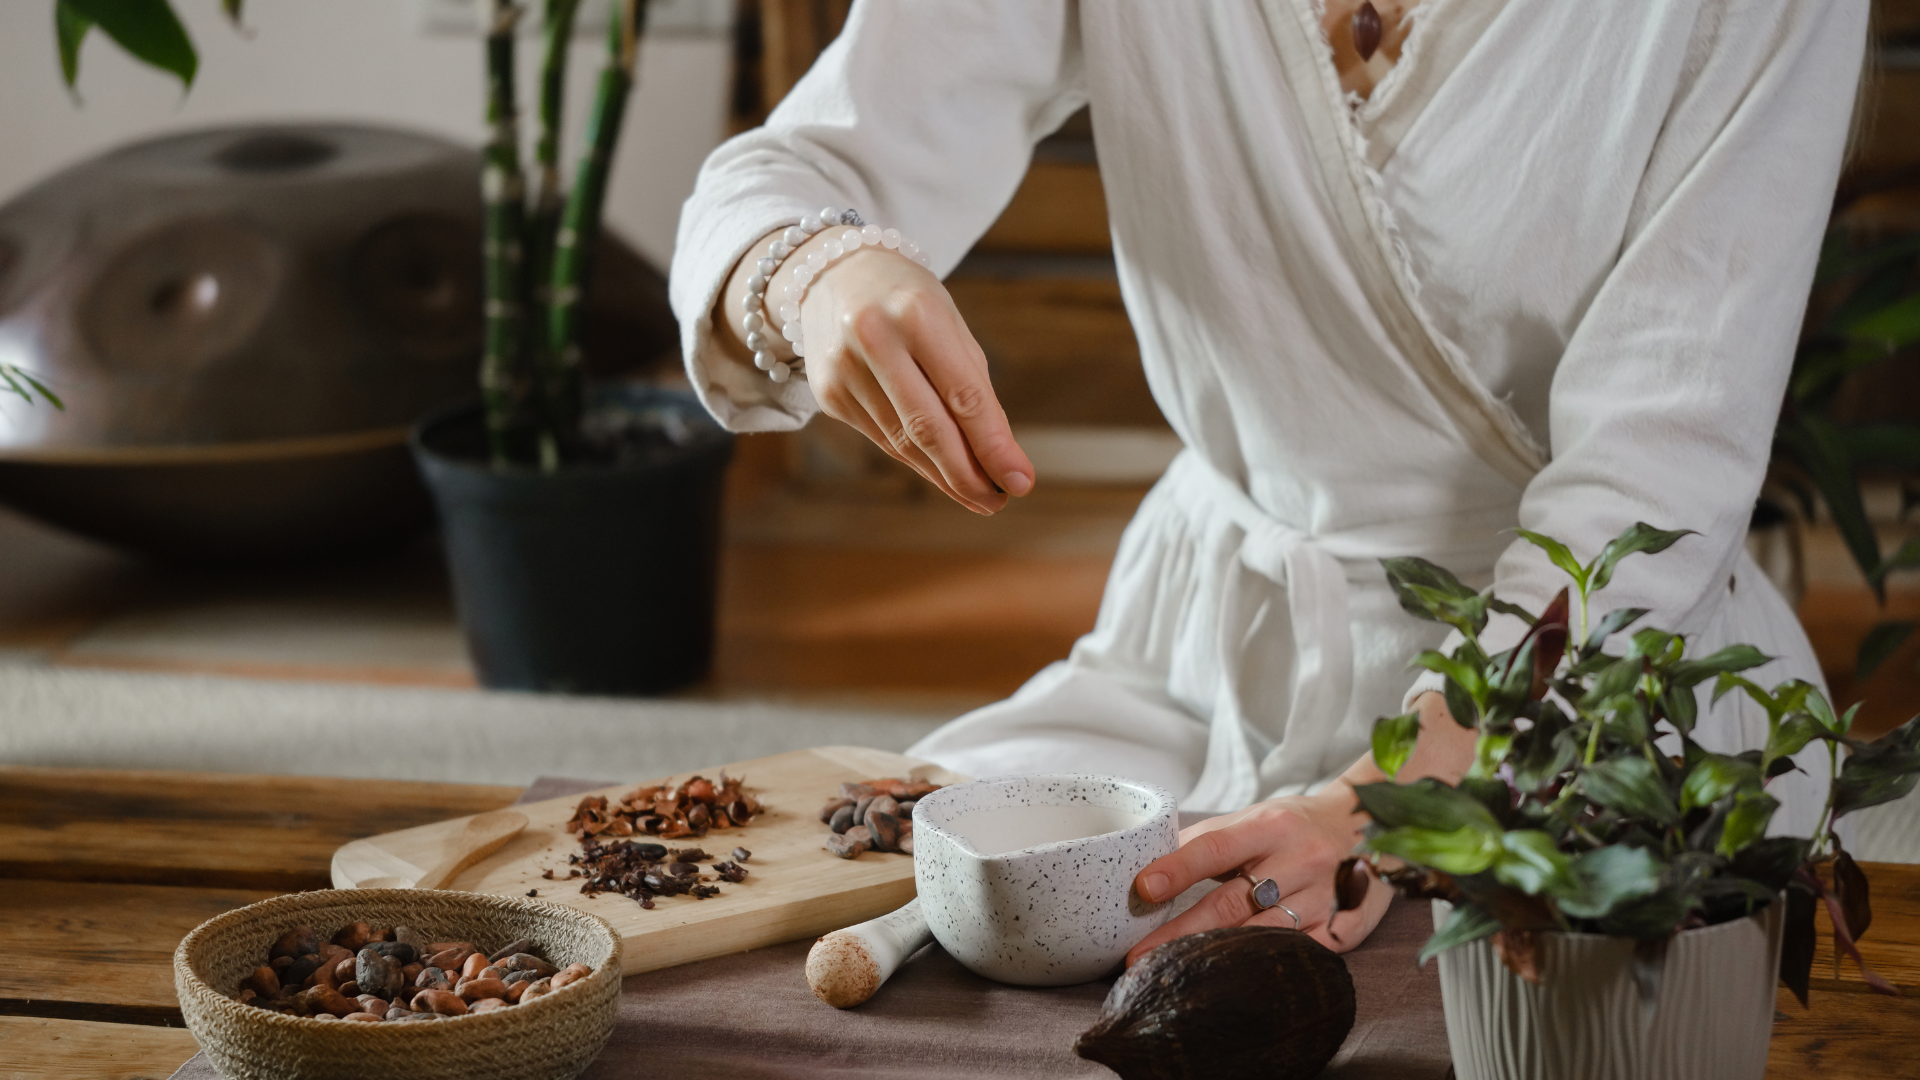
0, 0, 733, 267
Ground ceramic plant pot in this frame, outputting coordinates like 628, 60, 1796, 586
911, 774, 1179, 986
411, 386, 733, 695
1434, 898, 1787, 1080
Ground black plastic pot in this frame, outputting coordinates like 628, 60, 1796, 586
410, 387, 734, 695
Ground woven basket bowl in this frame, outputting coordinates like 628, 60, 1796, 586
174, 889, 621, 1080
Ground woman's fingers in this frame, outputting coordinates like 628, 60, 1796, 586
825, 358, 994, 514
857, 317, 1009, 513
1132, 804, 1341, 907
901, 311, 1034, 497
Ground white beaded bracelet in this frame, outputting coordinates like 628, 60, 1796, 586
740, 206, 931, 384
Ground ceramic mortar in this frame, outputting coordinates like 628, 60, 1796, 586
910, 774, 1179, 986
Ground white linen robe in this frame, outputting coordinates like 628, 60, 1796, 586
669, 0, 1869, 835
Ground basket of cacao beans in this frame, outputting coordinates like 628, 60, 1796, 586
174, 889, 620, 1080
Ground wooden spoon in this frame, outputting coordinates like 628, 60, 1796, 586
357, 809, 529, 891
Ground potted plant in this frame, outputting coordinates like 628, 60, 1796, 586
55, 0, 735, 694
1334, 523, 1920, 1080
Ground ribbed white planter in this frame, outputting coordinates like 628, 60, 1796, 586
1433, 899, 1786, 1080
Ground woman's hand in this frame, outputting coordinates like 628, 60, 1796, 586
1124, 690, 1476, 962
1124, 784, 1390, 960
716, 226, 1033, 515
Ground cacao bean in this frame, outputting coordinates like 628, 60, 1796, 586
867, 810, 903, 853
853, 795, 875, 825
519, 977, 554, 1002
457, 978, 510, 1003
392, 925, 425, 951
356, 949, 404, 999
470, 998, 509, 1014
867, 795, 900, 822
270, 926, 320, 961
487, 938, 534, 963
360, 941, 417, 965
412, 988, 467, 1016
549, 963, 592, 989
331, 922, 373, 951
239, 966, 279, 997
826, 831, 869, 859
819, 797, 853, 823
338, 980, 360, 997
829, 804, 855, 834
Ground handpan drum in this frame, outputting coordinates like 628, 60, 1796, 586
0, 123, 673, 561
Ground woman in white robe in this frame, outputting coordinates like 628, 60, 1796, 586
669, 0, 1869, 951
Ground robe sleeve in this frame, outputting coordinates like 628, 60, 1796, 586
1406, 0, 1869, 706
668, 0, 1087, 432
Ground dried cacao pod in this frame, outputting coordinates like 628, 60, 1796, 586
1073, 926, 1355, 1080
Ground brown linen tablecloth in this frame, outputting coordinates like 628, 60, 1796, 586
171, 777, 1451, 1079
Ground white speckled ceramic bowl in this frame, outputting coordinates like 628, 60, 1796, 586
911, 774, 1179, 986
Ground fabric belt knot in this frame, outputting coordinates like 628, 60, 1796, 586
1174, 451, 1355, 812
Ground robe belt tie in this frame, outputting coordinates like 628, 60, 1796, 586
1172, 452, 1355, 812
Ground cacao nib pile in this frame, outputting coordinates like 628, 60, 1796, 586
233, 922, 593, 1021
560, 775, 760, 909
819, 777, 942, 858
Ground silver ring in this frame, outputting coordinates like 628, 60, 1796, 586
1241, 872, 1301, 929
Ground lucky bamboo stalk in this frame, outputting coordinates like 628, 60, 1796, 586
481, 0, 529, 466
528, 0, 584, 309
538, 0, 645, 459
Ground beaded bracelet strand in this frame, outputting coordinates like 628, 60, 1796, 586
739, 206, 930, 384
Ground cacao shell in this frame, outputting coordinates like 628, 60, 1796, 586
1072, 926, 1354, 1080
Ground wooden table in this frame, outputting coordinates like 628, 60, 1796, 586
5, 764, 1917, 1079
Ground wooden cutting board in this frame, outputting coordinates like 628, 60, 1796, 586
330, 746, 964, 975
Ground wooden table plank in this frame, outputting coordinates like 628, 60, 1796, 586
1769, 982, 1920, 1078
0, 880, 277, 1025
0, 765, 519, 890
1, 1015, 199, 1080
1811, 862, 1920, 990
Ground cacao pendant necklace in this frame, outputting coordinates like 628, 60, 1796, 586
1352, 1, 1383, 62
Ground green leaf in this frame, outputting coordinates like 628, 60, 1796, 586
63, 0, 197, 88
1595, 888, 1693, 939
1582, 607, 1649, 658
1628, 628, 1679, 662
1871, 539, 1920, 589
1814, 229, 1920, 287
1352, 778, 1501, 832
1680, 754, 1761, 813
1412, 649, 1485, 701
1557, 845, 1664, 920
1670, 644, 1773, 690
1729, 836, 1811, 893
1493, 830, 1574, 895
1513, 528, 1587, 588
55, 1, 93, 87
1767, 713, 1827, 765
1419, 902, 1501, 966
1381, 557, 1479, 624
1582, 655, 1644, 708
1588, 523, 1696, 594
1856, 620, 1917, 680
1831, 715, 1920, 819
1580, 757, 1681, 826
222, 0, 244, 23
1407, 584, 1491, 637
1509, 705, 1578, 793
1371, 711, 1420, 780
1443, 676, 1480, 728
1468, 732, 1514, 780
1369, 825, 1501, 875
1850, 293, 1920, 350
1775, 416, 1881, 599
1602, 696, 1651, 747
1660, 682, 1699, 734
1486, 597, 1538, 626
1840, 424, 1920, 471
1716, 791, 1780, 857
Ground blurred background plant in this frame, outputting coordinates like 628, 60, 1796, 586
1772, 172, 1920, 680
53, 0, 650, 471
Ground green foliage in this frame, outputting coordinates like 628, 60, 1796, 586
1353, 523, 1920, 999
53, 0, 239, 90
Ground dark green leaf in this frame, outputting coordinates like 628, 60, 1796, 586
1814, 229, 1920, 287
1458, 776, 1513, 823
1716, 791, 1779, 857
1381, 557, 1479, 624
1486, 597, 1538, 625
1371, 711, 1420, 780
1419, 901, 1501, 966
1850, 293, 1920, 350
1767, 713, 1827, 765
1871, 539, 1920, 589
1512, 529, 1587, 588
1556, 846, 1665, 921
1780, 884, 1816, 1007
1352, 777, 1502, 832
1775, 416, 1881, 598
1412, 649, 1485, 701
1595, 888, 1693, 939
1492, 830, 1573, 895
1628, 628, 1679, 662
1669, 644, 1773, 689
1580, 757, 1681, 826
1582, 655, 1644, 708
1582, 607, 1650, 658
1511, 718, 1580, 794
1603, 696, 1651, 747
1660, 682, 1699, 734
1680, 754, 1761, 813
55, 1, 93, 87
1731, 836, 1810, 895
1588, 523, 1696, 594
1368, 825, 1501, 875
1856, 620, 1917, 680
1443, 676, 1480, 728
1840, 424, 1920, 471
64, 0, 197, 87
1831, 715, 1920, 819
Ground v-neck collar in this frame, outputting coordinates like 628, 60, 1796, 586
1354, 0, 1512, 169
1256, 0, 1545, 489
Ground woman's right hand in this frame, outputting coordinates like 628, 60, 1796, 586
717, 227, 1034, 515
